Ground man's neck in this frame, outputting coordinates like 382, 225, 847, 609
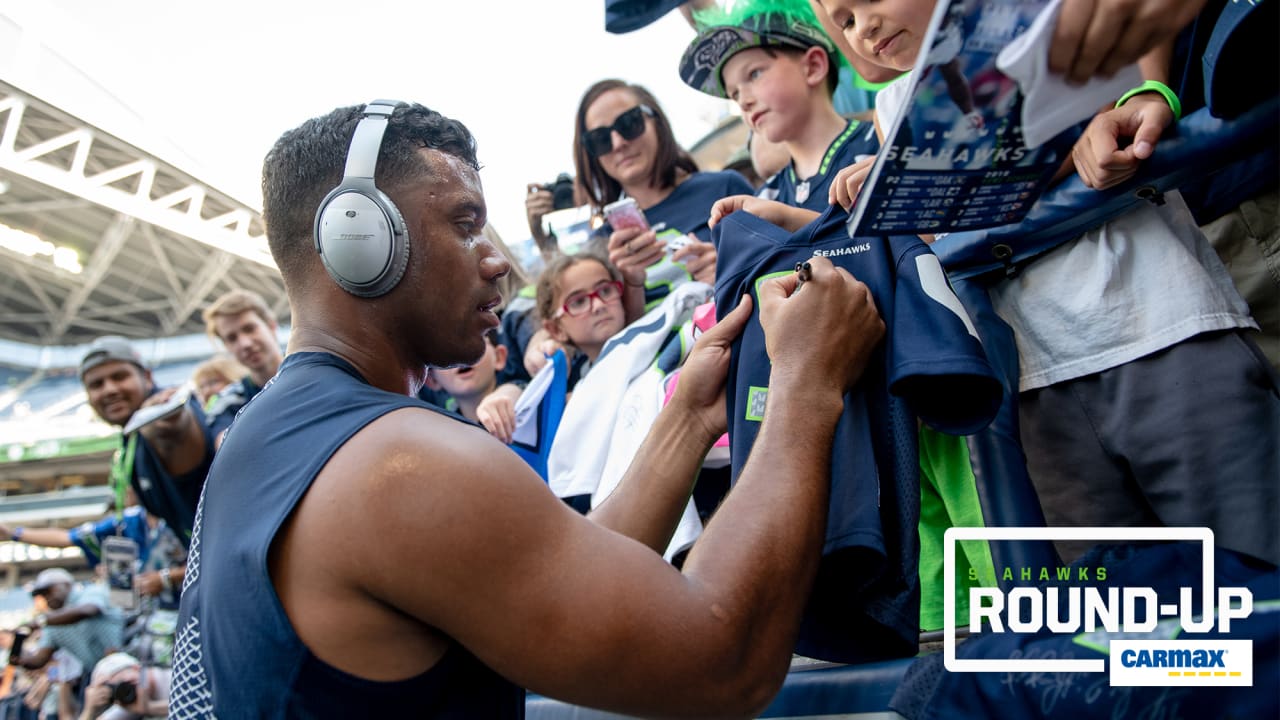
288, 324, 425, 398
784, 105, 848, 180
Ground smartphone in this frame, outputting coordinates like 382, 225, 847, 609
122, 386, 191, 435
103, 536, 140, 610
664, 233, 692, 259
603, 197, 649, 232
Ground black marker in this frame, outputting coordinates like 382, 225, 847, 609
794, 261, 813, 292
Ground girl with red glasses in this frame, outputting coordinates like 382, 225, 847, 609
535, 253, 629, 381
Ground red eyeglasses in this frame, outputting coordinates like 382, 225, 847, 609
555, 280, 624, 318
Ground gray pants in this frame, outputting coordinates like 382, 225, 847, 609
1020, 329, 1280, 566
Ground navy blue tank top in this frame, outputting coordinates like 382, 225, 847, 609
169, 352, 525, 718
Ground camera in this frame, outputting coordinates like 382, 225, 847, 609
110, 680, 137, 705
542, 173, 576, 211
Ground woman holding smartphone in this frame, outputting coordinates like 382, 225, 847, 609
574, 79, 754, 318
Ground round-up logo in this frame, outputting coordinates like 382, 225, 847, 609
345, 210, 357, 218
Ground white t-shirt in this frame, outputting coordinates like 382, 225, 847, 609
548, 282, 713, 561
989, 190, 1256, 391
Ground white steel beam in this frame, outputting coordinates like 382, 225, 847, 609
0, 89, 274, 269
47, 213, 134, 338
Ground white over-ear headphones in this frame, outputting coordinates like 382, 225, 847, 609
312, 100, 410, 298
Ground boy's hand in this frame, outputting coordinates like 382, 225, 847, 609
1050, 0, 1206, 84
524, 335, 565, 371
476, 384, 523, 444
1071, 93, 1173, 190
709, 195, 819, 233
671, 237, 717, 285
829, 156, 877, 211
523, 331, 566, 377
608, 227, 664, 285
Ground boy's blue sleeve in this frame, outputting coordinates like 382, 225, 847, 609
66, 516, 119, 567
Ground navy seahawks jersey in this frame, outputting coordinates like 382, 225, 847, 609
132, 394, 214, 545
646, 170, 754, 243
170, 353, 523, 719
759, 119, 880, 211
712, 205, 1002, 663
205, 375, 262, 436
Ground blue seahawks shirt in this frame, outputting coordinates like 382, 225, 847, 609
759, 119, 880, 211
132, 394, 213, 546
593, 170, 754, 310
205, 375, 262, 436
67, 506, 151, 567
712, 205, 1002, 663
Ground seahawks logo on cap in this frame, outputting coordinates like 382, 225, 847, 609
682, 27, 751, 95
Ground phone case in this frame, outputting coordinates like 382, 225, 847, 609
103, 535, 140, 610
603, 198, 649, 231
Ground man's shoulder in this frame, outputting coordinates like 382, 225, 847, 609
350, 402, 477, 449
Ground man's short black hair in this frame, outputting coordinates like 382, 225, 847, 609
261, 102, 479, 287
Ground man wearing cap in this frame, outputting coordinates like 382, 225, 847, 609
79, 336, 215, 545
80, 652, 169, 720
9, 569, 124, 680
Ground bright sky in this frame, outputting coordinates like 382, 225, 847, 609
0, 1, 735, 254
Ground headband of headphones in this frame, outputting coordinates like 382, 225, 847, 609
312, 100, 411, 298
343, 100, 399, 180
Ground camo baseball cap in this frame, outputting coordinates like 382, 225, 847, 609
680, 12, 836, 98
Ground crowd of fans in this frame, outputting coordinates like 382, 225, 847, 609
0, 0, 1275, 716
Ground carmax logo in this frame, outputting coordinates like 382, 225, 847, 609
1112, 640, 1251, 686
943, 527, 1253, 687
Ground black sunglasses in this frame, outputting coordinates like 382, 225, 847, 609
584, 105, 655, 158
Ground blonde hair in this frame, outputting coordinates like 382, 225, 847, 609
481, 223, 532, 309
192, 355, 248, 390
202, 289, 275, 339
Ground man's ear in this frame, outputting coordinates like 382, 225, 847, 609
492, 342, 509, 369
802, 46, 831, 89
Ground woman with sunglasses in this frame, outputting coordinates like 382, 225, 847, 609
574, 79, 754, 320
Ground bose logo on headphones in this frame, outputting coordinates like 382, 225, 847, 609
312, 100, 411, 298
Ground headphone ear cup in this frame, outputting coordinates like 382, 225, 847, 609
314, 187, 410, 298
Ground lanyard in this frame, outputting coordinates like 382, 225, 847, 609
110, 433, 138, 524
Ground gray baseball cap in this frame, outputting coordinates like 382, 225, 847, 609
30, 567, 74, 594
79, 336, 147, 380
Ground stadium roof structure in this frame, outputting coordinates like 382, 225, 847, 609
0, 77, 287, 349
